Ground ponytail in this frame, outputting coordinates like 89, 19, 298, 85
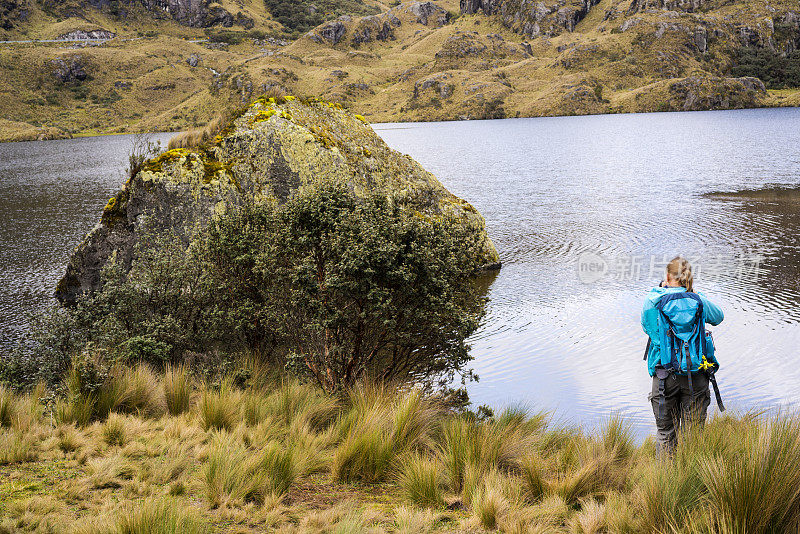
666, 256, 693, 292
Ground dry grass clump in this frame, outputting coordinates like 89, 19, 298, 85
57, 363, 165, 426
114, 497, 208, 534
0, 429, 37, 464
198, 383, 239, 432
103, 413, 128, 447
163, 363, 192, 416
203, 431, 297, 507
331, 387, 440, 484
397, 453, 444, 508
167, 115, 226, 150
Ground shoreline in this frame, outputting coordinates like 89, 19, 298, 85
3, 101, 799, 144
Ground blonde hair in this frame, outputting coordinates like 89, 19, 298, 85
666, 256, 693, 292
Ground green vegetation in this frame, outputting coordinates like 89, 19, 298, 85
731, 47, 800, 89
2, 182, 485, 395
263, 0, 379, 35
0, 366, 799, 532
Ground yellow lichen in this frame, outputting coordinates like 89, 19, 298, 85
354, 114, 368, 124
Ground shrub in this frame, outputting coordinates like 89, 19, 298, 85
731, 48, 800, 89
164, 364, 192, 416
398, 453, 444, 508
204, 183, 487, 391
119, 336, 172, 366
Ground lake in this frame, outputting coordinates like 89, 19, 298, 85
2, 108, 800, 437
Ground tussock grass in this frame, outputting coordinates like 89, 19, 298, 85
56, 424, 83, 453
114, 497, 208, 534
167, 115, 226, 150
0, 430, 37, 464
699, 415, 800, 533
392, 505, 440, 534
397, 453, 444, 508
103, 413, 128, 446
472, 470, 508, 530
58, 363, 165, 425
199, 383, 239, 432
5, 361, 800, 533
203, 432, 296, 507
163, 363, 192, 416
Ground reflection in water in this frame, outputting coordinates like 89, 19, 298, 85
1, 109, 799, 439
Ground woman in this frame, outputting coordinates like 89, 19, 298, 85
641, 256, 724, 454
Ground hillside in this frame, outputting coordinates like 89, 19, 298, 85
1, 0, 799, 140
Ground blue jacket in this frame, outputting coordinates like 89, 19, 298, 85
641, 286, 724, 376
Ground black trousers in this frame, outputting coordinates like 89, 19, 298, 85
649, 371, 710, 455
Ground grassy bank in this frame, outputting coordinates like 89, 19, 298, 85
1, 362, 800, 533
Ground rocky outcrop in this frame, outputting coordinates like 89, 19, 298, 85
668, 75, 766, 110
461, 0, 601, 38
308, 2, 449, 46
38, 0, 237, 27
405, 1, 449, 26
57, 29, 116, 40
627, 0, 704, 13
139, 0, 234, 27
351, 14, 400, 45
314, 20, 348, 44
56, 97, 500, 304
52, 55, 90, 83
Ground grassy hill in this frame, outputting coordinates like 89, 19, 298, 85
0, 0, 799, 140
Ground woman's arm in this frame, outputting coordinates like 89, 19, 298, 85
699, 294, 724, 326
641, 298, 660, 341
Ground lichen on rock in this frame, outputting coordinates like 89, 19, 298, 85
56, 96, 500, 304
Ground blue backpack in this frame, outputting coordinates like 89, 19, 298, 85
647, 291, 725, 412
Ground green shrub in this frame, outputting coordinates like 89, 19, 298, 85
731, 48, 800, 89
119, 336, 172, 366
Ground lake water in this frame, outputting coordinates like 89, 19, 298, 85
2, 109, 800, 437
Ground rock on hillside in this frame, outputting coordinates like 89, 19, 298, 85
307, 2, 451, 46
37, 0, 240, 28
56, 97, 500, 304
